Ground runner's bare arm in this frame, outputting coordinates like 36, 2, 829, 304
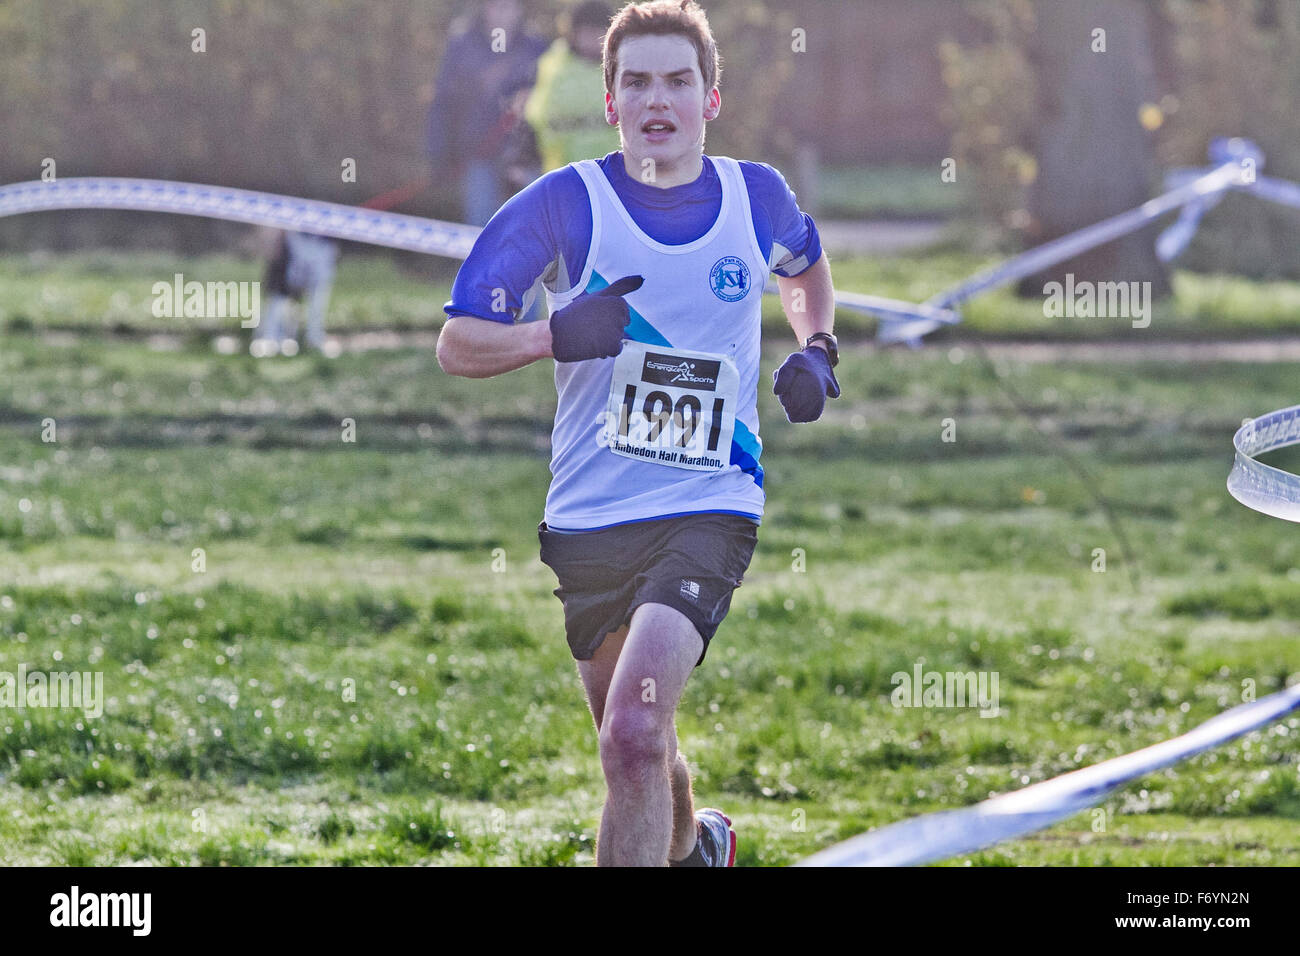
436, 315, 553, 378
776, 252, 835, 354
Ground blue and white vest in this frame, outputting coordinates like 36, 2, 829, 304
542, 156, 767, 530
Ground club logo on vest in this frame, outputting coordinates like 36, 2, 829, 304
709, 256, 750, 302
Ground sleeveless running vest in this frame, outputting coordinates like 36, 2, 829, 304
542, 156, 768, 530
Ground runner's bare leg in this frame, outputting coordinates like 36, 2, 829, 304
577, 603, 703, 865
666, 734, 697, 860
580, 626, 700, 861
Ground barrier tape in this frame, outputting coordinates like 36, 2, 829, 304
0, 176, 966, 327
1, 140, 1290, 345
1157, 170, 1300, 263
877, 160, 1249, 346
878, 137, 1300, 347
1229, 405, 1300, 523
761, 278, 961, 329
1248, 174, 1300, 211
802, 136, 1300, 866
0, 177, 482, 260
799, 681, 1300, 866
929, 162, 1246, 311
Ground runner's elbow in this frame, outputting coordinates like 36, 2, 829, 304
436, 319, 472, 377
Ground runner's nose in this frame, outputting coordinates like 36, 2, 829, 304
647, 79, 671, 110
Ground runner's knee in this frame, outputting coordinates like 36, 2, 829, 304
599, 705, 672, 772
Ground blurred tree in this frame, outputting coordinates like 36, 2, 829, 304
1156, 0, 1300, 279
0, 0, 469, 251
937, 2, 1036, 232
941, 0, 1300, 280
0, 0, 795, 252
1016, 0, 1172, 298
700, 0, 792, 163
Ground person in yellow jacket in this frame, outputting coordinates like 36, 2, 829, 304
526, 1, 621, 171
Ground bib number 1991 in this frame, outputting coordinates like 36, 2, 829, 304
603, 342, 739, 472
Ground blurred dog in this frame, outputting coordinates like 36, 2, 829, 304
251, 230, 340, 356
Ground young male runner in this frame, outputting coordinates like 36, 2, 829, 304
437, 0, 840, 866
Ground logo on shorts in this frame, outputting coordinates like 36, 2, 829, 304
710, 256, 750, 302
680, 579, 701, 601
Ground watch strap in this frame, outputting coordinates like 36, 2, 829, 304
804, 332, 839, 367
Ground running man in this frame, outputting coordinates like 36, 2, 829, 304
437, 0, 840, 866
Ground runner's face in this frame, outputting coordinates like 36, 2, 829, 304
607, 34, 719, 182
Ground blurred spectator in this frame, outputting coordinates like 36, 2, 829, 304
496, 72, 548, 325
499, 74, 544, 197
425, 0, 550, 226
526, 1, 619, 170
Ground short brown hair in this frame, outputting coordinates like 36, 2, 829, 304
603, 1, 721, 96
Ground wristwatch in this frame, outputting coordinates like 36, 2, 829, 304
804, 332, 839, 368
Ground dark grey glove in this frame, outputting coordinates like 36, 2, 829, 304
548, 275, 644, 362
773, 346, 841, 423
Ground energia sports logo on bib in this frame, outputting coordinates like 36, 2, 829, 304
601, 341, 739, 472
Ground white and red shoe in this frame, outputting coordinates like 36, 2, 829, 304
695, 808, 737, 867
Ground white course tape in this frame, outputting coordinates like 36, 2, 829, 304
876, 137, 1300, 347
800, 408, 1300, 867
761, 278, 960, 332
1229, 405, 1300, 523
6, 177, 957, 328
875, 161, 1249, 347
1246, 174, 1300, 212
0, 178, 482, 259
799, 681, 1300, 866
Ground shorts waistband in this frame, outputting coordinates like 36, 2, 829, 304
542, 509, 761, 534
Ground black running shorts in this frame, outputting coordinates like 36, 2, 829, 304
537, 512, 759, 667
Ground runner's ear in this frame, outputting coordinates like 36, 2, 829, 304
597, 275, 644, 298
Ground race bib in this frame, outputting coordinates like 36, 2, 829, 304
602, 341, 738, 471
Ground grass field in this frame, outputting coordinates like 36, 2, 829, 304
5, 247, 1300, 341
1, 251, 1298, 866
817, 164, 971, 219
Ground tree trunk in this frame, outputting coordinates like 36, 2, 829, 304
1017, 0, 1172, 298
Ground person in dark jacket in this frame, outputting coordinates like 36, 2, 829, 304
425, 0, 550, 226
